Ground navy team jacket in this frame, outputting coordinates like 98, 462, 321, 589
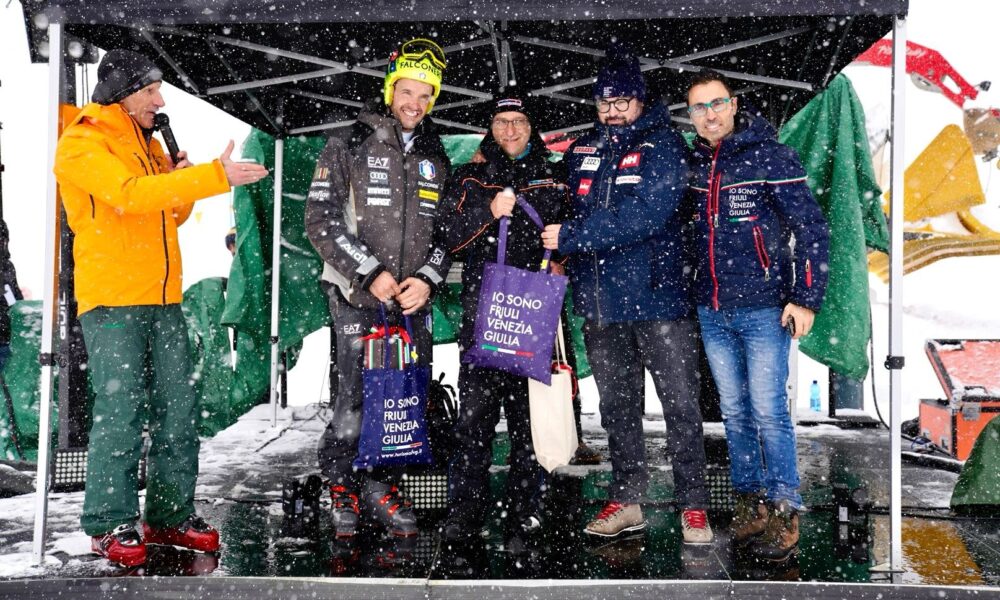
686, 109, 829, 312
559, 102, 693, 325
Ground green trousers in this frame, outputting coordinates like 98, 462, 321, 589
79, 305, 199, 536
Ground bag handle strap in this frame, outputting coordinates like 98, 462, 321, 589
495, 192, 553, 271
555, 318, 568, 365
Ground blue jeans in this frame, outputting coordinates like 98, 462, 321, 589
697, 306, 802, 509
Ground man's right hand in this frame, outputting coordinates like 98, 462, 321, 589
220, 140, 269, 187
490, 191, 516, 219
368, 271, 401, 304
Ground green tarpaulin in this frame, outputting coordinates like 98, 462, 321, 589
182, 277, 236, 436
1, 302, 46, 461
779, 74, 889, 379
951, 417, 1000, 510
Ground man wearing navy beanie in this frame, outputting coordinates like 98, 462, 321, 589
542, 45, 713, 544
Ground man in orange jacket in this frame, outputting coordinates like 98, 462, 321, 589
54, 49, 267, 567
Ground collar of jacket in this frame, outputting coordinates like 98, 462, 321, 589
692, 105, 778, 157
593, 101, 670, 151
68, 102, 154, 155
357, 99, 441, 153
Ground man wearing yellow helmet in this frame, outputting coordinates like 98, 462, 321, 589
305, 38, 452, 541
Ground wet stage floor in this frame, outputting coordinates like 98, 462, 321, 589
3, 409, 999, 589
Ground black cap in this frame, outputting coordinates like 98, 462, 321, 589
91, 49, 163, 105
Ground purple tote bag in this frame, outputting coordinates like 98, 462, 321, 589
462, 197, 568, 384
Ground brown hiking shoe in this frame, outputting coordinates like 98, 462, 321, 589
584, 502, 646, 538
570, 440, 603, 465
729, 492, 768, 546
751, 500, 800, 562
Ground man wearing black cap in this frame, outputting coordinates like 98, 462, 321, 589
305, 38, 452, 541
54, 49, 267, 567
436, 96, 570, 549
541, 46, 713, 544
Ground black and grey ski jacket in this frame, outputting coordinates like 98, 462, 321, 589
305, 101, 452, 310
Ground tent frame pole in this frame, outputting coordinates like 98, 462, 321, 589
268, 137, 285, 427
886, 14, 907, 581
32, 21, 63, 566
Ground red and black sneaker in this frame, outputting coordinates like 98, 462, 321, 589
92, 523, 146, 567
330, 485, 360, 538
143, 514, 220, 553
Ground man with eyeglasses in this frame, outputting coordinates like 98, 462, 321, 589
684, 70, 829, 562
541, 46, 713, 544
435, 96, 570, 552
305, 38, 453, 541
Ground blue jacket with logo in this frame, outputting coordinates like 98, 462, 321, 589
686, 109, 829, 312
559, 102, 693, 325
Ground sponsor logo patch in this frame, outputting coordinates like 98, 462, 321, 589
367, 197, 392, 206
418, 189, 439, 201
367, 156, 390, 170
419, 202, 437, 210
573, 146, 598, 154
577, 178, 592, 196
313, 166, 329, 180
418, 160, 437, 180
430, 247, 446, 266
496, 98, 523, 109
369, 170, 388, 182
307, 189, 330, 201
619, 152, 641, 168
342, 323, 362, 335
418, 181, 440, 190
335, 235, 366, 262
312, 180, 331, 188
581, 157, 601, 171
615, 175, 642, 185
367, 187, 391, 196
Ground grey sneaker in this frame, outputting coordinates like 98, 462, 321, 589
584, 502, 646, 538
680, 509, 714, 545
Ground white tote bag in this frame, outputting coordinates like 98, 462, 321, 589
528, 320, 579, 472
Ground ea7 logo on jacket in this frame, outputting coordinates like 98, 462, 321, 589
367, 156, 390, 170
430, 247, 446, 266
619, 152, 641, 168
342, 323, 362, 335
577, 178, 592, 196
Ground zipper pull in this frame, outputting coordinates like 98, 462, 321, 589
713, 213, 719, 228
764, 268, 770, 282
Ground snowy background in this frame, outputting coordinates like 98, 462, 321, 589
0, 0, 998, 421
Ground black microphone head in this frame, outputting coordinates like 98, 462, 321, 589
153, 113, 170, 130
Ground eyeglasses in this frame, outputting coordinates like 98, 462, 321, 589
399, 38, 447, 70
687, 97, 732, 117
596, 97, 636, 113
492, 117, 530, 130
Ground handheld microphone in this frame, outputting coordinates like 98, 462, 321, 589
152, 113, 181, 165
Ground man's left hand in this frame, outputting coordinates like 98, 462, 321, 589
782, 303, 816, 339
541, 224, 562, 251
396, 277, 432, 315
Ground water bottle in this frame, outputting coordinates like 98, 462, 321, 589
810, 380, 821, 412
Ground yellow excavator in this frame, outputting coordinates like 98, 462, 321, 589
868, 119, 1000, 281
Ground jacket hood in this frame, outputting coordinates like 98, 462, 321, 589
357, 98, 441, 147
693, 102, 777, 155
595, 101, 671, 145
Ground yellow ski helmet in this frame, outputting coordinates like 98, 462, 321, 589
383, 38, 446, 113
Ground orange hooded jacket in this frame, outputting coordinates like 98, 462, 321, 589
54, 103, 231, 315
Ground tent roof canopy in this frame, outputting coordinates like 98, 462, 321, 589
21, 0, 908, 136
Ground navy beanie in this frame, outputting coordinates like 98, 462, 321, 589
92, 49, 163, 105
592, 44, 646, 101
